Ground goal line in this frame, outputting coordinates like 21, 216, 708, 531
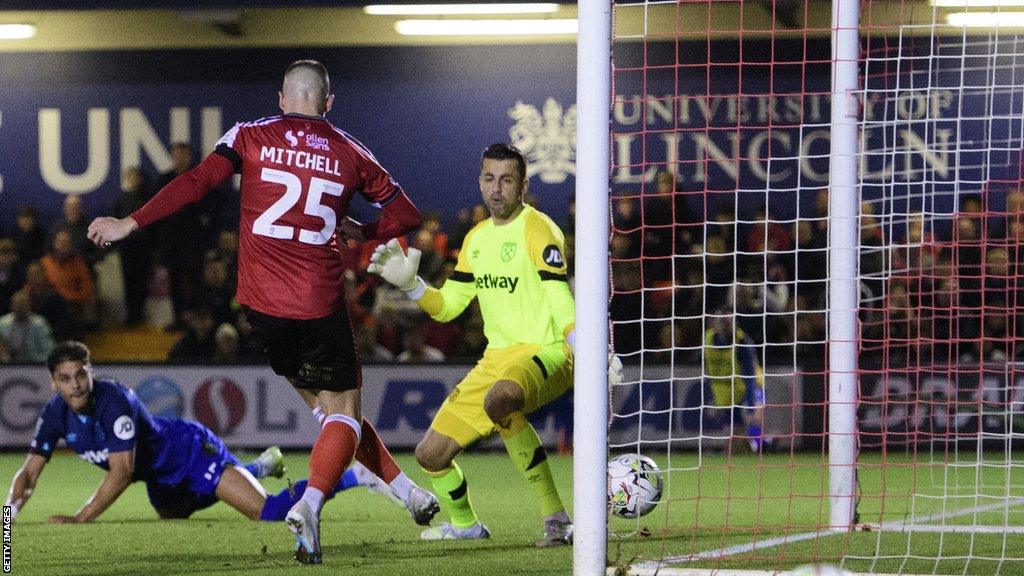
616, 498, 1024, 575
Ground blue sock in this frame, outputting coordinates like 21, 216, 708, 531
243, 460, 264, 479
258, 473, 359, 521
260, 480, 307, 521
746, 423, 764, 452
339, 468, 359, 490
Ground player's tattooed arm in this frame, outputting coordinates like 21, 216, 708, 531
5, 453, 47, 521
50, 449, 134, 524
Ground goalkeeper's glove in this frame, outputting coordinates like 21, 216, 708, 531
608, 352, 624, 386
367, 238, 426, 299
566, 331, 624, 386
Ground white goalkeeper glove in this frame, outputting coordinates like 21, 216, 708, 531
608, 352, 623, 386
566, 331, 624, 386
367, 238, 426, 299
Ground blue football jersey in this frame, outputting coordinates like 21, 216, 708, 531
30, 379, 194, 484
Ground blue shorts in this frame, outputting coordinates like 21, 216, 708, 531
145, 423, 240, 518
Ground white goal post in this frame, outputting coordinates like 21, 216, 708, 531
574, 1, 613, 575
574, 0, 1024, 575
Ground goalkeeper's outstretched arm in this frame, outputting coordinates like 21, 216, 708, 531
367, 239, 476, 322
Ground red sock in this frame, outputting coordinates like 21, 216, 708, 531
308, 419, 359, 494
355, 418, 401, 483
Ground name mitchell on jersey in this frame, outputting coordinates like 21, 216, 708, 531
259, 145, 343, 177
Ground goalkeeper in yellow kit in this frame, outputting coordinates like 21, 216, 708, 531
368, 143, 618, 546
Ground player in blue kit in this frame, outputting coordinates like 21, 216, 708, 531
4, 341, 387, 524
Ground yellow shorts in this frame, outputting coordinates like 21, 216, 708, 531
431, 342, 573, 447
708, 378, 745, 408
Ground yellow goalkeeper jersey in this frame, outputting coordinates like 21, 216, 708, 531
418, 204, 575, 349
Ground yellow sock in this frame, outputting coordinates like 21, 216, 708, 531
423, 461, 478, 528
500, 413, 565, 517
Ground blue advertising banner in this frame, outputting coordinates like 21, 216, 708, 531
2, 37, 1020, 235
0, 45, 578, 231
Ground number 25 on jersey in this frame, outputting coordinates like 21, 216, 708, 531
253, 167, 345, 246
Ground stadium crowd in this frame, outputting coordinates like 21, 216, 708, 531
1, 159, 1019, 367
611, 174, 1024, 368
0, 148, 504, 364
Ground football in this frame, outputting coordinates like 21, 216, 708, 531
607, 453, 663, 518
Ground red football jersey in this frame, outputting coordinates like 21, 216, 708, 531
215, 113, 402, 320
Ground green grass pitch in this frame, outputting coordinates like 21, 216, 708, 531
4, 451, 1023, 575
2, 451, 573, 576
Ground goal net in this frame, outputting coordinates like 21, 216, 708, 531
589, 0, 1024, 574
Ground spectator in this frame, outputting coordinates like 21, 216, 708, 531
745, 204, 793, 255
373, 305, 402, 356
396, 321, 445, 363
41, 229, 95, 327
453, 310, 487, 360
114, 167, 156, 325
1004, 187, 1024, 243
924, 276, 958, 364
49, 195, 101, 266
795, 291, 826, 357
168, 305, 217, 362
795, 220, 826, 305
0, 290, 54, 363
611, 260, 643, 355
411, 229, 446, 285
659, 170, 698, 251
212, 322, 241, 363
731, 261, 791, 348
206, 230, 240, 292
22, 261, 74, 340
982, 306, 1011, 362
884, 281, 919, 364
199, 256, 235, 326
811, 188, 829, 238
612, 196, 641, 259
153, 142, 208, 330
859, 201, 886, 308
953, 210, 984, 312
704, 235, 734, 312
710, 202, 738, 252
12, 205, 47, 264
639, 171, 679, 282
421, 212, 449, 256
448, 203, 488, 256
353, 321, 395, 362
0, 239, 25, 316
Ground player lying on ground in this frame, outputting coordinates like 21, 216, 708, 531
4, 341, 401, 525
86, 59, 438, 564
702, 308, 771, 453
368, 143, 623, 546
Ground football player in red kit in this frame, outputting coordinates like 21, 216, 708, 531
88, 59, 438, 564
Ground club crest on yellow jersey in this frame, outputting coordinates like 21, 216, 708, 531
501, 242, 517, 262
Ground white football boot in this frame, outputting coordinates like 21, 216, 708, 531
285, 500, 321, 564
350, 462, 404, 506
404, 485, 441, 526
420, 522, 491, 541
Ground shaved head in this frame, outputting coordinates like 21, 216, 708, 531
280, 60, 332, 115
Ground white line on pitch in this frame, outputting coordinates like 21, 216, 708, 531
632, 496, 1024, 569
